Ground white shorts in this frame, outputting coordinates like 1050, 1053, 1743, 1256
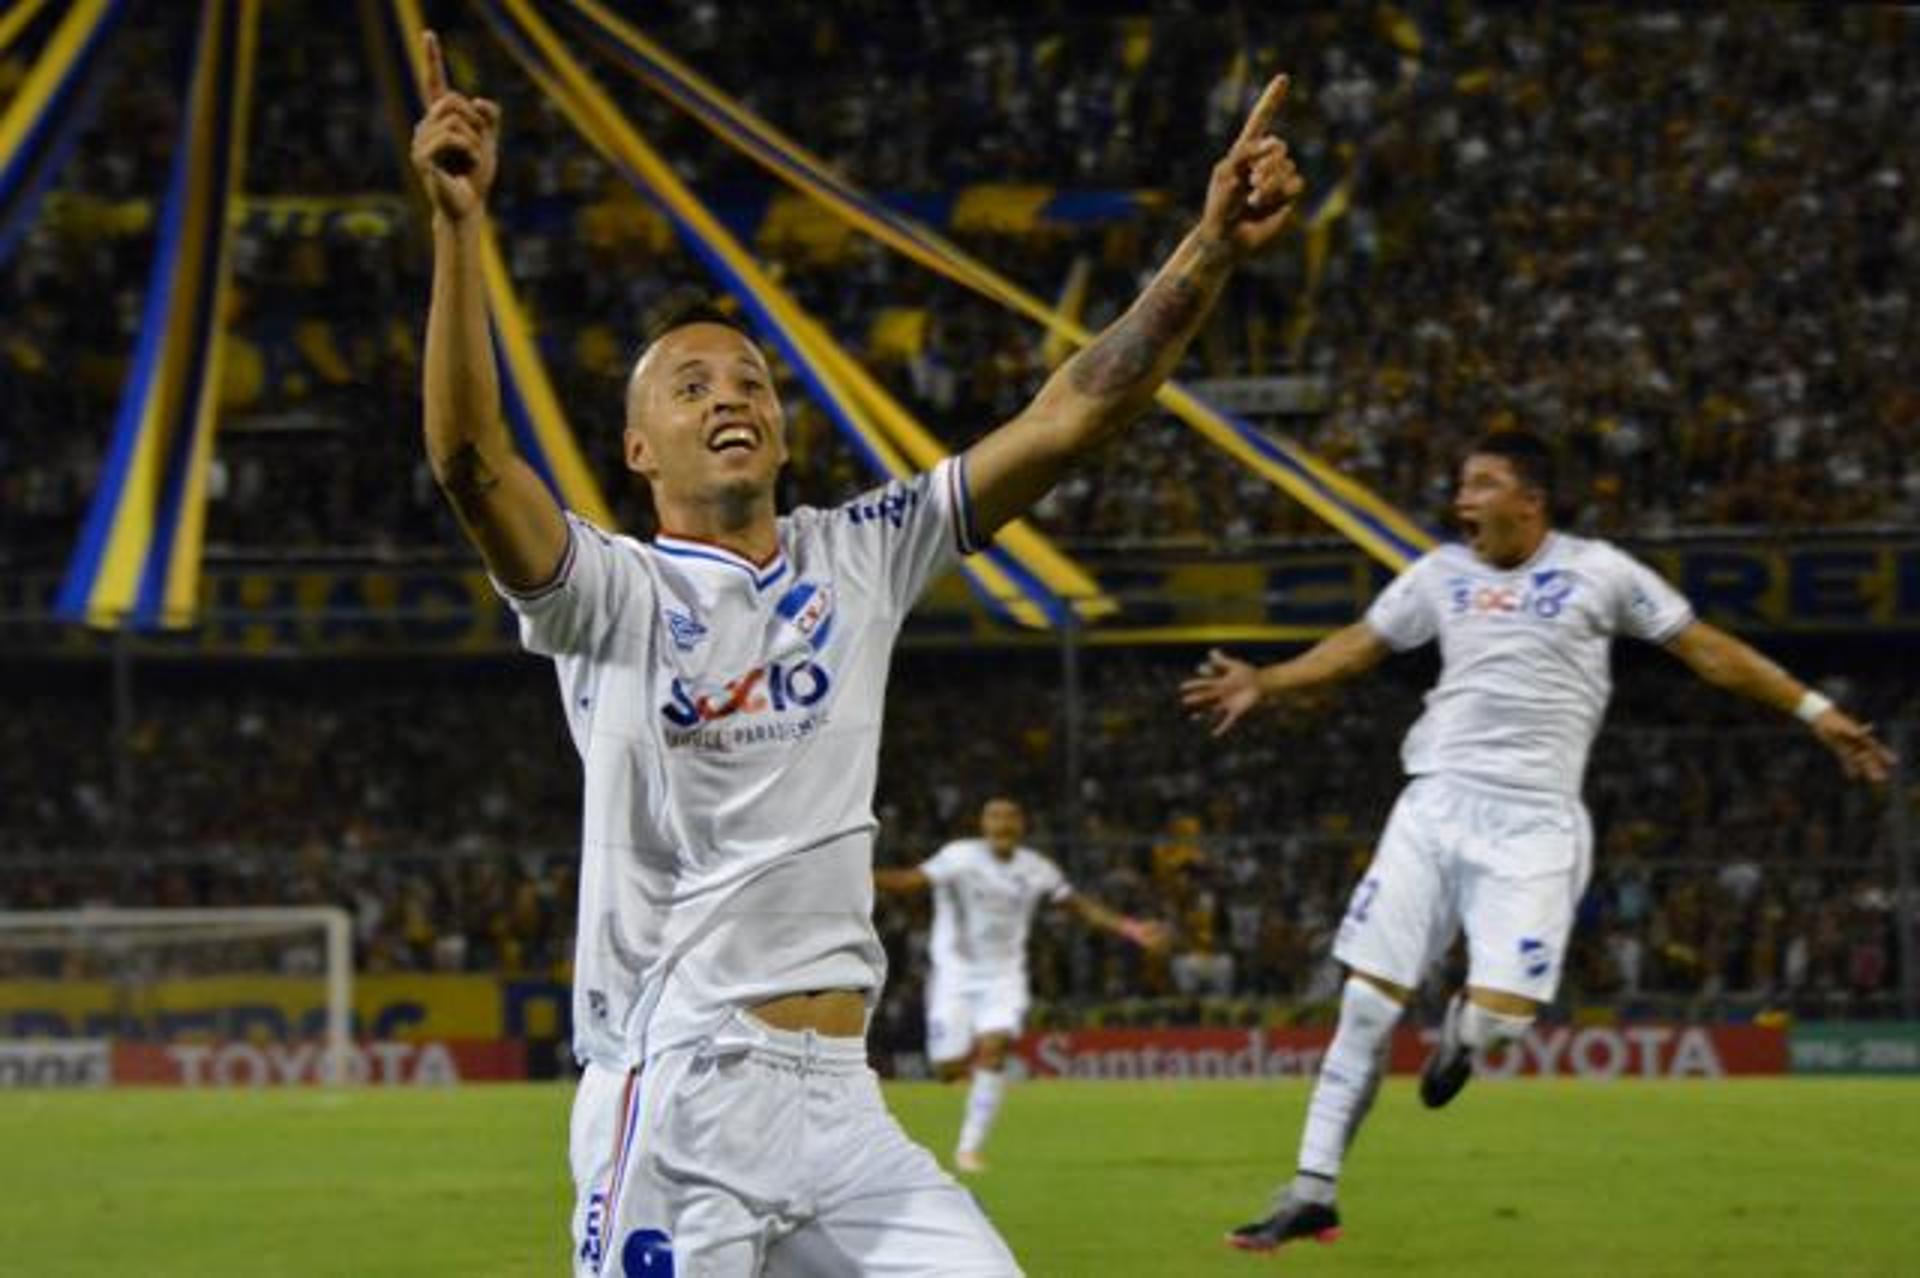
576, 1012, 1020, 1276
1333, 774, 1594, 1002
925, 973, 1029, 1065
571, 1061, 633, 1277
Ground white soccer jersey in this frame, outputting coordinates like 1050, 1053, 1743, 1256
1365, 532, 1694, 796
921, 839, 1073, 985
498, 458, 981, 1066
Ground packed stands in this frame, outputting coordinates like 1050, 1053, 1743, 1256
1, 4, 1915, 1043
5, 5, 1918, 570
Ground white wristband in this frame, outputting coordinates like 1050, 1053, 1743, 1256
1795, 691, 1834, 724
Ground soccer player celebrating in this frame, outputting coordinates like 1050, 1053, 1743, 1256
1181, 430, 1893, 1254
410, 30, 1301, 1276
875, 796, 1169, 1173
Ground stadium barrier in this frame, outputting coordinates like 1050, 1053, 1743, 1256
0, 1040, 526, 1088
8, 973, 1913, 1083
1787, 1024, 1920, 1076
0, 1026, 1798, 1087
1008, 1025, 1790, 1080
0, 1040, 112, 1089
111, 1039, 525, 1087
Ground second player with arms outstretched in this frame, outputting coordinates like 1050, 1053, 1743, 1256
877, 797, 1168, 1173
1183, 430, 1892, 1254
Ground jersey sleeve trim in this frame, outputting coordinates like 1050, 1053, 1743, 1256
492, 517, 578, 603
1361, 616, 1409, 652
1363, 607, 1430, 653
948, 455, 984, 556
1646, 607, 1697, 645
920, 843, 962, 884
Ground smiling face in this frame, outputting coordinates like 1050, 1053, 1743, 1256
624, 322, 788, 531
1453, 452, 1548, 568
980, 798, 1025, 859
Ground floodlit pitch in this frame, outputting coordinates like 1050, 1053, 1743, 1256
1, 1078, 1913, 1276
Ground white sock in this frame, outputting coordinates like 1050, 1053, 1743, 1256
1456, 999, 1533, 1052
1295, 977, 1404, 1190
957, 1067, 1007, 1156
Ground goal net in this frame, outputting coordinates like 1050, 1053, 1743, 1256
0, 907, 353, 1087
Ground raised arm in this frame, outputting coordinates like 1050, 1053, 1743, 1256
1180, 621, 1392, 738
411, 30, 566, 592
962, 75, 1303, 538
1664, 621, 1894, 782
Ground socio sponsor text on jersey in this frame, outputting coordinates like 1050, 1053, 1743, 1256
1446, 568, 1576, 620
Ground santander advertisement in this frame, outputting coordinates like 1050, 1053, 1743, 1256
1010, 1025, 1786, 1081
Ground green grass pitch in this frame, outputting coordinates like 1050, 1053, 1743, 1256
2, 1078, 1915, 1275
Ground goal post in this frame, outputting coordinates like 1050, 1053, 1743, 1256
0, 906, 354, 1086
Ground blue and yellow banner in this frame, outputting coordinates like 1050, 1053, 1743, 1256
54, 0, 256, 630
0, 0, 59, 56
483, 0, 1111, 628
36, 184, 1155, 251
367, 0, 615, 530
0, 0, 126, 266
1285, 161, 1356, 356
548, 0, 1436, 572
15, 539, 1919, 657
718, 184, 1163, 261
1040, 256, 1092, 370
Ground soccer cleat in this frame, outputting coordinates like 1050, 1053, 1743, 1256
1226, 1196, 1342, 1252
1420, 993, 1474, 1109
954, 1149, 988, 1174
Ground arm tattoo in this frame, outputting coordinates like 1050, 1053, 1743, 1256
1068, 242, 1227, 398
1068, 274, 1204, 397
436, 442, 502, 510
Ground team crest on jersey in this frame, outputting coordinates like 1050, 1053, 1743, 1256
1626, 584, 1661, 625
774, 580, 835, 649
664, 607, 709, 653
1448, 569, 1576, 621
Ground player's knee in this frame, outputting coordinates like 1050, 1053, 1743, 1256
934, 1059, 972, 1083
1466, 986, 1540, 1018
1460, 988, 1536, 1049
1348, 968, 1413, 1006
1339, 975, 1406, 1036
975, 1035, 1011, 1071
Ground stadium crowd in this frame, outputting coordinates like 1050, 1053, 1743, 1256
2, 3, 1915, 1031
3, 654, 1911, 1024
5, 4, 1919, 572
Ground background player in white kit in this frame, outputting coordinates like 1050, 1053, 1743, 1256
1182, 430, 1893, 1254
876, 796, 1168, 1173
410, 31, 1302, 1277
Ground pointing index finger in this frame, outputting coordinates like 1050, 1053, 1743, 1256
422, 29, 448, 102
1236, 74, 1290, 146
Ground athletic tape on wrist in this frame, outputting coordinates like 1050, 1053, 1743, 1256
1795, 690, 1835, 724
